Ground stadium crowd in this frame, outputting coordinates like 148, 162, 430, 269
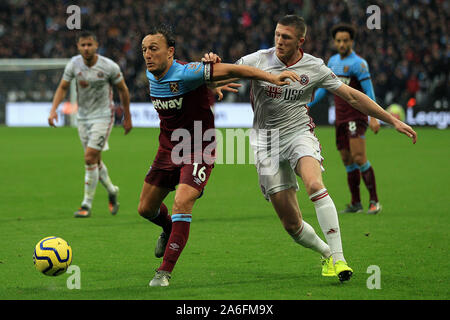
0, 0, 448, 109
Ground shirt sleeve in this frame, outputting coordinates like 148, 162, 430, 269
235, 51, 261, 67
109, 61, 124, 85
360, 78, 376, 102
316, 63, 343, 92
307, 87, 327, 108
354, 58, 371, 82
62, 60, 75, 82
182, 62, 210, 89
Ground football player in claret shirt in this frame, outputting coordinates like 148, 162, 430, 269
309, 23, 383, 214
138, 25, 300, 287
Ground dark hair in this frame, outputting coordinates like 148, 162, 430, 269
278, 15, 307, 38
331, 23, 356, 40
148, 24, 176, 48
76, 31, 97, 42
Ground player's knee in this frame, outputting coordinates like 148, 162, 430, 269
84, 151, 100, 165
284, 221, 303, 235
305, 181, 325, 196
351, 153, 366, 166
137, 202, 158, 220
172, 195, 195, 214
340, 152, 353, 166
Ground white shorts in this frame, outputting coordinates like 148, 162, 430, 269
252, 130, 324, 200
77, 118, 113, 151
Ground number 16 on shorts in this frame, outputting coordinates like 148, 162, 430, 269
185, 162, 213, 190
192, 163, 207, 182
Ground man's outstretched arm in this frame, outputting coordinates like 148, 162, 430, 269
333, 83, 417, 143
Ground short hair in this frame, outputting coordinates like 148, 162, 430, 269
148, 24, 176, 48
278, 15, 307, 38
76, 31, 97, 42
331, 23, 356, 40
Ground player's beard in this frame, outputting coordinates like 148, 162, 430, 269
83, 52, 96, 64
339, 47, 351, 57
150, 62, 168, 78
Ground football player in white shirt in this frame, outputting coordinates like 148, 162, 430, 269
205, 15, 416, 282
48, 31, 132, 218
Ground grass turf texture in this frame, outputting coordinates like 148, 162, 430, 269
0, 126, 448, 300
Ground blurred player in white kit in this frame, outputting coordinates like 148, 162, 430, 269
48, 31, 132, 218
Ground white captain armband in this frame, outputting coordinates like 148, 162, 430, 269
203, 62, 212, 83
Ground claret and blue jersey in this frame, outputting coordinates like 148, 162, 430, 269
146, 60, 211, 103
145, 60, 215, 167
327, 51, 372, 89
309, 51, 376, 125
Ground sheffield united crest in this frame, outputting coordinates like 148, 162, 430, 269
299, 74, 309, 86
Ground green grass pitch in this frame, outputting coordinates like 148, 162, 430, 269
0, 126, 448, 300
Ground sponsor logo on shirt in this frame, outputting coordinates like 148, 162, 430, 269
337, 76, 351, 85
152, 97, 184, 110
264, 85, 283, 98
264, 85, 305, 101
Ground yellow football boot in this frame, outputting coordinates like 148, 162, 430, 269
334, 260, 353, 282
321, 256, 336, 277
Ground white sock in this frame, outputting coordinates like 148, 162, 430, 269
310, 188, 345, 263
82, 164, 99, 209
290, 220, 331, 258
98, 161, 116, 194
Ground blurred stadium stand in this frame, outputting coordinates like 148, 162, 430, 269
0, 0, 448, 125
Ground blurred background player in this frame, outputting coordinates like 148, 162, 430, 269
205, 15, 417, 282
48, 31, 132, 218
138, 26, 299, 287
308, 23, 382, 214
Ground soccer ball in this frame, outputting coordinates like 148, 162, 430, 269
33, 236, 72, 276
386, 103, 406, 122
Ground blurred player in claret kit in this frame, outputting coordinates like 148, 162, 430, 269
48, 31, 132, 218
309, 23, 382, 214
138, 25, 299, 287
204, 15, 417, 282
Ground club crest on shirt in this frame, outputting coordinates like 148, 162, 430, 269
299, 74, 309, 86
170, 81, 179, 93
360, 62, 368, 73
97, 71, 104, 78
343, 66, 350, 73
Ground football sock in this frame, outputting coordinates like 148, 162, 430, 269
290, 220, 331, 258
149, 202, 172, 235
98, 161, 117, 194
359, 161, 378, 202
345, 163, 361, 204
310, 188, 346, 263
159, 214, 191, 273
81, 163, 99, 209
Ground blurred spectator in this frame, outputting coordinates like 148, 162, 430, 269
0, 0, 447, 109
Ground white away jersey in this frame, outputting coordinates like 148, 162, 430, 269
236, 47, 342, 139
62, 55, 123, 121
